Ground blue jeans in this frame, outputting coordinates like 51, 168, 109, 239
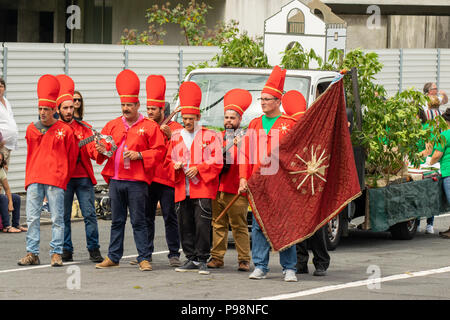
443, 176, 450, 205
0, 193, 21, 228
251, 215, 297, 273
147, 182, 180, 258
64, 177, 100, 252
108, 179, 150, 264
26, 183, 65, 255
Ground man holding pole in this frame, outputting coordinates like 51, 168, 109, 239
207, 88, 252, 272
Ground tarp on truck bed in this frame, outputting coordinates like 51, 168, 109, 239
368, 177, 450, 232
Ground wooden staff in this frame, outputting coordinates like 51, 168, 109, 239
214, 193, 241, 222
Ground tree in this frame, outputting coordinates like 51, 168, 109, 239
120, 0, 239, 46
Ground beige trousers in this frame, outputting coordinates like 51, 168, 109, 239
211, 191, 251, 263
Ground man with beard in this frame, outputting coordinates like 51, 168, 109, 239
18, 74, 78, 267
56, 74, 103, 263
128, 74, 183, 267
207, 88, 252, 272
168, 81, 223, 275
94, 69, 166, 272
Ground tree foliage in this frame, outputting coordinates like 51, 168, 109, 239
281, 44, 447, 185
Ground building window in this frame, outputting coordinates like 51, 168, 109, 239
0, 9, 18, 42
287, 9, 305, 34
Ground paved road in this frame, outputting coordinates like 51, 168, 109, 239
1, 209, 449, 302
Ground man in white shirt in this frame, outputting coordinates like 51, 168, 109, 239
0, 78, 19, 170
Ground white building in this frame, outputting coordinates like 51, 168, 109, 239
263, 0, 346, 67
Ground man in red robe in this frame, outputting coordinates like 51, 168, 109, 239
131, 74, 183, 267
94, 69, 166, 272
238, 66, 299, 282
55, 74, 104, 264
18, 74, 78, 267
207, 88, 252, 272
168, 81, 223, 275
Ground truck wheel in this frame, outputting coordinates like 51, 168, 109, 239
326, 213, 345, 251
390, 219, 418, 240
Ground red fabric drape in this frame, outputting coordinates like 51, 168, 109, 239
247, 78, 362, 251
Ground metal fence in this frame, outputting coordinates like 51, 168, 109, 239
0, 43, 220, 192
0, 43, 449, 192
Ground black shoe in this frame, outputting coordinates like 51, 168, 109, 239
89, 248, 104, 263
296, 264, 309, 274
175, 260, 199, 272
62, 249, 73, 262
313, 269, 327, 276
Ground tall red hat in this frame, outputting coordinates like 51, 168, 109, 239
116, 69, 140, 104
179, 81, 201, 115
146, 75, 166, 107
261, 65, 286, 99
282, 90, 307, 120
56, 74, 75, 106
224, 88, 252, 117
37, 74, 60, 109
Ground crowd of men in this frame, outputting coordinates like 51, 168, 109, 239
15, 66, 330, 283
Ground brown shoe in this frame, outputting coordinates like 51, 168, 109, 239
439, 230, 450, 239
50, 253, 63, 267
207, 258, 224, 268
238, 261, 250, 272
95, 257, 119, 269
139, 260, 152, 271
18, 253, 40, 266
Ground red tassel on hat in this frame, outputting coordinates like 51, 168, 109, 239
146, 75, 166, 108
282, 90, 307, 120
38, 74, 60, 109
116, 69, 140, 104
179, 81, 201, 115
56, 74, 75, 106
261, 65, 286, 99
224, 88, 252, 117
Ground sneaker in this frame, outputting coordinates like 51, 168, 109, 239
207, 258, 224, 268
50, 254, 63, 267
88, 248, 104, 263
238, 261, 250, 272
139, 260, 152, 271
425, 225, 434, 234
284, 269, 298, 282
62, 249, 73, 262
42, 201, 50, 213
168, 256, 182, 267
313, 269, 327, 276
18, 253, 40, 266
198, 262, 210, 275
175, 260, 199, 272
95, 257, 119, 269
249, 268, 267, 280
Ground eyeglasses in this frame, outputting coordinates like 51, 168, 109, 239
430, 87, 438, 91
73, 98, 82, 102
257, 97, 278, 102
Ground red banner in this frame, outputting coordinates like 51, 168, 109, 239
247, 78, 362, 251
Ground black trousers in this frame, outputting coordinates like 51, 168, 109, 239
175, 197, 212, 262
296, 225, 330, 271
147, 182, 180, 258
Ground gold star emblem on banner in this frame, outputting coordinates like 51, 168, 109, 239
288, 145, 329, 195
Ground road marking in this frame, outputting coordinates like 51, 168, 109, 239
257, 265, 450, 300
0, 250, 169, 274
